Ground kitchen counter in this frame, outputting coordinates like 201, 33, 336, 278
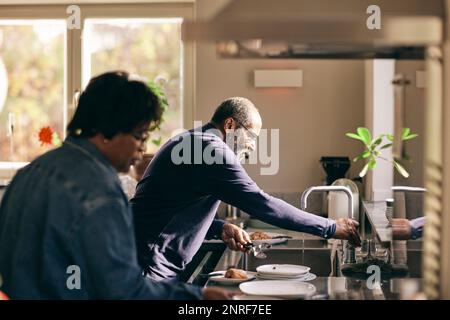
194, 228, 422, 300
204, 275, 422, 300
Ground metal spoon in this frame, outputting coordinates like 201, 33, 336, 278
244, 242, 271, 259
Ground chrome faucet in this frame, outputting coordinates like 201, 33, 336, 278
301, 186, 354, 219
301, 186, 356, 264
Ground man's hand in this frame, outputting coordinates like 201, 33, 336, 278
392, 218, 412, 240
333, 218, 361, 247
221, 223, 251, 252
203, 287, 235, 300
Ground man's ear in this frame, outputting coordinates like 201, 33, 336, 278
223, 117, 234, 131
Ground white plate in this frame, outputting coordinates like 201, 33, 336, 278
250, 232, 289, 245
209, 271, 256, 285
256, 272, 317, 282
256, 264, 310, 276
256, 271, 308, 279
233, 294, 283, 300
239, 280, 316, 299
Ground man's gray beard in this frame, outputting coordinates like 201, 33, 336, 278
236, 148, 250, 163
230, 129, 250, 163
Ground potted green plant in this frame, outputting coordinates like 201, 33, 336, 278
133, 81, 169, 181
346, 127, 418, 178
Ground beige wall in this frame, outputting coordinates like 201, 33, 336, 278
195, 42, 366, 193
394, 60, 425, 188
194, 0, 425, 195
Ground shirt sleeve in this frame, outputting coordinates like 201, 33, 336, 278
198, 142, 336, 239
410, 217, 425, 240
79, 197, 203, 300
205, 219, 227, 240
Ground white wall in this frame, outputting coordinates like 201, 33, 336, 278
364, 60, 395, 201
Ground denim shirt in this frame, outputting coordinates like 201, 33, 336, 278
0, 136, 202, 299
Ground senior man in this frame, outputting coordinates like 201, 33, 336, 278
131, 97, 360, 281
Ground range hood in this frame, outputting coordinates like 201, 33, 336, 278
182, 0, 444, 59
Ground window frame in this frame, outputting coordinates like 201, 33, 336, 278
0, 3, 196, 180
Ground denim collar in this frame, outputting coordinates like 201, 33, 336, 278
63, 135, 117, 176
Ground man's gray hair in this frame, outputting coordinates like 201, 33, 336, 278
211, 97, 257, 127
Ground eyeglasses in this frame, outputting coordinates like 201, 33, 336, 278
232, 118, 258, 142
130, 131, 150, 144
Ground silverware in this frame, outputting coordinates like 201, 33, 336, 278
198, 271, 224, 278
244, 242, 271, 259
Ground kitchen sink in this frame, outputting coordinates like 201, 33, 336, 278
239, 247, 337, 277
276, 239, 329, 248
238, 240, 422, 279
203, 237, 422, 285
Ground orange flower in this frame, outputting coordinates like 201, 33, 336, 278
38, 126, 54, 146
0, 291, 9, 300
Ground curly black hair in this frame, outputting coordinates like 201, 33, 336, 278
67, 71, 167, 139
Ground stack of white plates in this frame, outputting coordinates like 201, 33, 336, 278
239, 280, 317, 299
256, 264, 316, 281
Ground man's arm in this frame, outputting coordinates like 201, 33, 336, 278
392, 217, 425, 240
199, 144, 336, 239
410, 217, 425, 240
205, 219, 227, 240
79, 198, 203, 299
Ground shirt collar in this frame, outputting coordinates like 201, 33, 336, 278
64, 135, 117, 176
202, 122, 223, 139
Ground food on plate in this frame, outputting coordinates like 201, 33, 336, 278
250, 231, 271, 240
225, 268, 248, 279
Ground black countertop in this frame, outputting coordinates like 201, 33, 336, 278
197, 230, 422, 300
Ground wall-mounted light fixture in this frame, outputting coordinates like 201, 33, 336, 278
254, 69, 303, 88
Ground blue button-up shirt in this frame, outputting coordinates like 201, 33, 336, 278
0, 136, 201, 299
131, 123, 336, 280
410, 217, 425, 240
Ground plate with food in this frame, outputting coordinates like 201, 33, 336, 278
209, 268, 256, 285
249, 231, 291, 245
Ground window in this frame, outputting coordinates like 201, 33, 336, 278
0, 20, 65, 162
83, 18, 183, 154
0, 4, 194, 179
